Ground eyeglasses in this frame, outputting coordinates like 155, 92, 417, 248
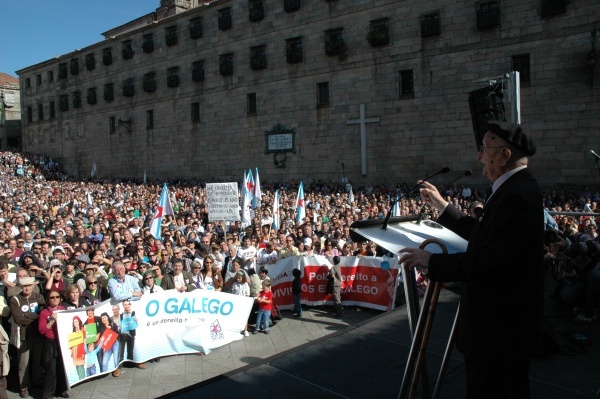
49, 295, 61, 299
87, 281, 98, 285
149, 253, 156, 256
204, 261, 214, 265
135, 239, 143, 242
479, 145, 505, 153
173, 252, 181, 255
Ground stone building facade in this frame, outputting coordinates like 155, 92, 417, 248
16, 0, 600, 188
0, 73, 22, 149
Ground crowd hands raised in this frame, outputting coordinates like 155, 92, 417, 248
0, 149, 599, 396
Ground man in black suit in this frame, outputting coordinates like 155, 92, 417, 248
400, 122, 544, 399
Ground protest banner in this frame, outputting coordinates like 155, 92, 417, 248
206, 182, 240, 222
56, 289, 254, 387
267, 255, 399, 311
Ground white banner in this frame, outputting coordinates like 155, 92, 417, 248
206, 182, 240, 222
56, 290, 253, 387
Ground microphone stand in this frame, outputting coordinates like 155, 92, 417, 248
439, 170, 473, 196
381, 167, 450, 230
590, 151, 600, 173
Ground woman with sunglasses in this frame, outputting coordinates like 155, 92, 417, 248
81, 275, 109, 305
38, 290, 69, 399
62, 285, 91, 310
141, 270, 164, 294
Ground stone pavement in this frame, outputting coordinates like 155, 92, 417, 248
8, 306, 381, 399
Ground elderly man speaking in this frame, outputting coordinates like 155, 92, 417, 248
400, 122, 544, 399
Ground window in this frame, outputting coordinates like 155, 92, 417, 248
325, 28, 346, 58
87, 88, 97, 105
109, 116, 116, 134
70, 59, 79, 75
399, 70, 414, 98
192, 61, 205, 82
317, 82, 329, 107
541, 0, 567, 17
36, 75, 42, 87
104, 83, 114, 102
142, 33, 154, 53
218, 8, 232, 30
421, 12, 441, 37
25, 78, 31, 89
249, 0, 264, 22
49, 101, 55, 119
27, 106, 32, 123
167, 67, 180, 88
72, 91, 82, 109
476, 1, 500, 30
247, 93, 257, 115
37, 104, 44, 121
143, 72, 157, 92
122, 40, 134, 60
47, 70, 54, 83
189, 17, 203, 39
251, 45, 267, 70
367, 19, 390, 47
191, 102, 200, 122
512, 54, 531, 85
58, 63, 68, 79
123, 78, 135, 97
103, 48, 113, 66
59, 95, 69, 112
219, 53, 234, 76
165, 26, 178, 46
86, 53, 95, 71
286, 37, 303, 64
284, 0, 300, 12
146, 110, 154, 129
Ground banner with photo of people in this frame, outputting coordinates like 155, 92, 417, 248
268, 255, 399, 311
56, 290, 254, 388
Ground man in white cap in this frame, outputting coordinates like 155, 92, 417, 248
9, 276, 45, 398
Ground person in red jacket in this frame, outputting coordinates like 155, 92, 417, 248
253, 280, 273, 334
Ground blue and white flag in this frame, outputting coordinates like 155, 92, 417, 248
252, 167, 262, 209
150, 184, 174, 240
295, 182, 305, 223
392, 196, 400, 217
272, 190, 280, 230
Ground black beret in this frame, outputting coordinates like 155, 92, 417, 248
483, 121, 536, 156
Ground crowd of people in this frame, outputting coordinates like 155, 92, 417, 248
0, 148, 598, 398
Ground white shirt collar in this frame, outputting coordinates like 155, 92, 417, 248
490, 165, 527, 198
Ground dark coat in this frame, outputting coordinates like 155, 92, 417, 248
428, 168, 545, 365
160, 271, 196, 292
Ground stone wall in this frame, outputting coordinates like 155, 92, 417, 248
17, 0, 600, 188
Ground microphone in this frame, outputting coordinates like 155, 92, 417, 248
416, 203, 430, 225
591, 150, 600, 160
440, 170, 473, 194
382, 167, 450, 230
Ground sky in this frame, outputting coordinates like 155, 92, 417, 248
0, 0, 158, 76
